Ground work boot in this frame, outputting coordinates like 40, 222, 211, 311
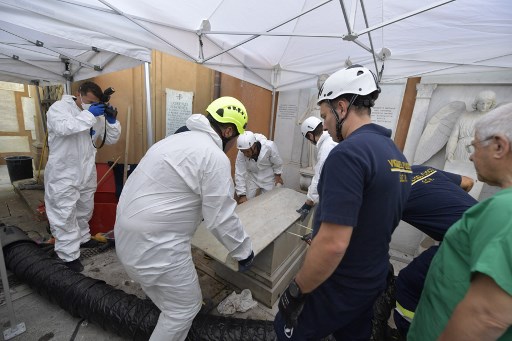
64, 259, 84, 272
80, 239, 103, 248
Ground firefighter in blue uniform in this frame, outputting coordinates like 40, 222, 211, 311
393, 165, 477, 339
274, 65, 411, 340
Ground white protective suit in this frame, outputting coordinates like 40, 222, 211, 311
307, 131, 337, 203
44, 95, 121, 262
234, 134, 283, 199
114, 114, 253, 341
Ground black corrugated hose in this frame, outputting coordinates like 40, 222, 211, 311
4, 240, 159, 340
2, 227, 276, 340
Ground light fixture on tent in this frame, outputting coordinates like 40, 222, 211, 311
271, 64, 282, 88
377, 48, 391, 61
375, 48, 391, 82
62, 58, 71, 80
198, 19, 211, 33
60, 56, 72, 93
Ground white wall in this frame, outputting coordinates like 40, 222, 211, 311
273, 88, 316, 192
274, 83, 406, 193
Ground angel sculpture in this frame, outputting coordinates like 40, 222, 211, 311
413, 90, 497, 165
413, 101, 466, 165
445, 90, 497, 162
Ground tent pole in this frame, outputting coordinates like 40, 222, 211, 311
359, 0, 379, 78
337, 0, 353, 35
65, 80, 71, 95
270, 89, 276, 140
144, 62, 154, 149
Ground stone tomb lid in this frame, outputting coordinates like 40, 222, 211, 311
191, 187, 306, 271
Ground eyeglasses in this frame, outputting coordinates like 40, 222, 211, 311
465, 136, 494, 154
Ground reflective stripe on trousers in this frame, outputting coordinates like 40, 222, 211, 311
395, 301, 414, 323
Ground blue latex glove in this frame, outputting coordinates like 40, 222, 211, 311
105, 106, 117, 124
296, 203, 313, 222
238, 250, 254, 272
88, 103, 106, 117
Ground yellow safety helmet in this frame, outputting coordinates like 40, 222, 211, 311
206, 96, 248, 134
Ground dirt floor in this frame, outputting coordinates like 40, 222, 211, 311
0, 166, 276, 340
0, 165, 404, 340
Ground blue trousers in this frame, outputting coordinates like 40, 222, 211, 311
274, 278, 383, 341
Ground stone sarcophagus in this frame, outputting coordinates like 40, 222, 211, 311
192, 187, 309, 307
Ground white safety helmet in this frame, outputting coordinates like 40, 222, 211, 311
237, 131, 257, 150
317, 65, 380, 105
301, 117, 322, 137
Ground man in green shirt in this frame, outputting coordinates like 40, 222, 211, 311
408, 103, 512, 340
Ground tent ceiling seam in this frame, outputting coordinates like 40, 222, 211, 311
357, 0, 455, 36
0, 68, 56, 82
98, 0, 197, 62
1, 1, 151, 64
392, 54, 512, 68
204, 62, 320, 76
202, 0, 333, 63
202, 36, 272, 87
55, 0, 196, 33
272, 0, 309, 72
0, 51, 63, 78
385, 53, 512, 82
0, 42, 56, 59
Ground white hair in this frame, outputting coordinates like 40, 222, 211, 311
471, 90, 497, 110
474, 102, 512, 142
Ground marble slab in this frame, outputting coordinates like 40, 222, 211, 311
191, 187, 306, 271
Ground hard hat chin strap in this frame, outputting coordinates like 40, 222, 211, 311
306, 133, 317, 145
330, 94, 358, 142
207, 115, 234, 151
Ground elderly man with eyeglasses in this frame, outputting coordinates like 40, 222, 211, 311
408, 103, 512, 341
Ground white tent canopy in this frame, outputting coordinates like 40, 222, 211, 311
1, 0, 510, 91
0, 3, 151, 85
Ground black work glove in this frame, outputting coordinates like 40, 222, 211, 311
301, 233, 312, 245
296, 203, 313, 222
238, 250, 254, 272
279, 279, 307, 335
104, 105, 118, 124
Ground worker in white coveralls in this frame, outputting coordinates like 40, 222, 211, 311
296, 117, 337, 221
235, 131, 284, 204
114, 96, 255, 341
45, 81, 121, 273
